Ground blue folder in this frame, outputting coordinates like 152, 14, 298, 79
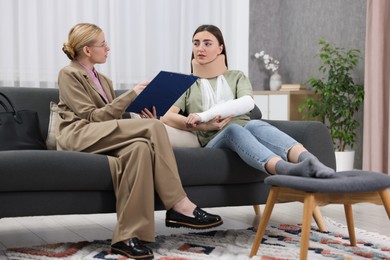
126, 71, 198, 117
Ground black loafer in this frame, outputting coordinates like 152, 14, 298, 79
166, 207, 223, 229
111, 238, 154, 259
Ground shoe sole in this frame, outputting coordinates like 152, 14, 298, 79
111, 247, 154, 259
165, 219, 223, 229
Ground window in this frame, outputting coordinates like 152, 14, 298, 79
0, 0, 249, 89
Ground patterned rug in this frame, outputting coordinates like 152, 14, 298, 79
5, 217, 390, 260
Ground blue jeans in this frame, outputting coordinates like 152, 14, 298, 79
205, 120, 299, 172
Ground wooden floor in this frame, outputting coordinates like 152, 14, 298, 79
0, 202, 389, 258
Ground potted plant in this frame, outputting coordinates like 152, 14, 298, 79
299, 37, 364, 171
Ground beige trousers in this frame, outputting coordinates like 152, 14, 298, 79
83, 119, 187, 244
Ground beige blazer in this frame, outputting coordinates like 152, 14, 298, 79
56, 61, 137, 151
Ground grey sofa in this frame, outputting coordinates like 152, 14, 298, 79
0, 86, 336, 219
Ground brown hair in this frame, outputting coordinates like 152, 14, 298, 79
62, 23, 102, 60
191, 24, 228, 72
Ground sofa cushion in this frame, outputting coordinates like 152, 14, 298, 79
130, 112, 200, 148
0, 150, 112, 192
164, 124, 200, 148
174, 148, 266, 186
0, 148, 266, 192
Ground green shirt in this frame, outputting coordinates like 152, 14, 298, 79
174, 70, 253, 146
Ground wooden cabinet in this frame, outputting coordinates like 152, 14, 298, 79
253, 90, 315, 120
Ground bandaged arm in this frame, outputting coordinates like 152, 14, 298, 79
196, 95, 255, 122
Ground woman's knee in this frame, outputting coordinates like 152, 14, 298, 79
136, 141, 151, 153
245, 120, 270, 131
223, 124, 243, 135
148, 119, 166, 133
208, 124, 243, 147
120, 141, 152, 160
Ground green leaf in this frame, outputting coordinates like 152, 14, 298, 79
299, 38, 364, 151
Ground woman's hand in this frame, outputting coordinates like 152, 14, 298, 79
186, 114, 232, 131
185, 113, 202, 128
133, 81, 151, 95
203, 115, 232, 131
140, 106, 157, 119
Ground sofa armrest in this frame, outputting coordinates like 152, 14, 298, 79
265, 120, 336, 170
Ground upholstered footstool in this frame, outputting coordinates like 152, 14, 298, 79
249, 171, 390, 260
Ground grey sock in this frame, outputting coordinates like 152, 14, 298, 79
275, 159, 316, 177
298, 151, 335, 178
297, 151, 314, 162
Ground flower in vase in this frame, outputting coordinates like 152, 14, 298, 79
254, 51, 279, 72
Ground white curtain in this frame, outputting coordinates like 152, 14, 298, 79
0, 0, 249, 89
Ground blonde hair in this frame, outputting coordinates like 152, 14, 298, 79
62, 23, 102, 60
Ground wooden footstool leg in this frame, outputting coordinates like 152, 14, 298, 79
250, 187, 279, 257
344, 204, 357, 246
379, 189, 390, 218
313, 206, 327, 232
300, 193, 316, 260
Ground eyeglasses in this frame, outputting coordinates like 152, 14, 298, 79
89, 42, 109, 49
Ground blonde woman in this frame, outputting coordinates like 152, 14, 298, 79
58, 23, 222, 259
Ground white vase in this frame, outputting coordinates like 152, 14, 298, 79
270, 71, 282, 91
335, 150, 355, 172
